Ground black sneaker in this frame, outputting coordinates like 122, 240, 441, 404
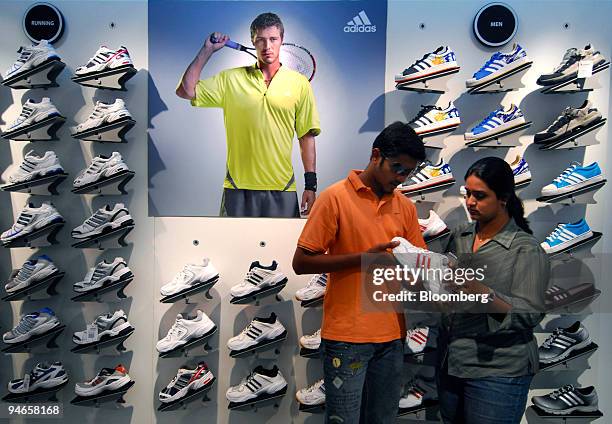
532, 385, 599, 415
534, 101, 602, 145
539, 321, 591, 364
537, 44, 606, 86
545, 283, 595, 310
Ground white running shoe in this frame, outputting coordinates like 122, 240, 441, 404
3, 40, 59, 80
226, 365, 287, 403
71, 203, 133, 240
4, 98, 61, 134
399, 380, 434, 409
8, 362, 68, 394
5, 255, 59, 293
159, 362, 214, 403
72, 99, 132, 134
406, 327, 430, 354
8, 150, 64, 184
227, 313, 286, 352
1, 202, 64, 244
392, 236, 450, 294
160, 258, 219, 297
418, 211, 448, 240
73, 257, 132, 293
156, 310, 217, 353
75, 365, 131, 397
73, 310, 133, 345
296, 379, 325, 406
299, 329, 321, 350
75, 46, 133, 76
230, 261, 287, 298
295, 274, 327, 301
3, 307, 60, 344
73, 152, 130, 188
398, 159, 454, 193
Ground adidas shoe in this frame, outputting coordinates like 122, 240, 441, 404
418, 211, 448, 240
392, 236, 450, 294
465, 104, 526, 141
295, 274, 327, 302
226, 365, 287, 403
3, 40, 60, 80
230, 260, 287, 298
532, 385, 599, 415
3, 98, 61, 134
539, 321, 591, 364
541, 219, 593, 254
3, 307, 60, 344
534, 101, 603, 145
72, 99, 132, 134
406, 327, 429, 354
227, 313, 286, 352
300, 329, 321, 350
509, 155, 531, 185
73, 310, 133, 345
537, 44, 606, 86
159, 362, 215, 403
395, 46, 458, 84
8, 150, 64, 184
466, 43, 530, 87
156, 310, 217, 353
160, 258, 219, 297
8, 362, 68, 394
408, 102, 461, 136
75, 46, 134, 76
5, 255, 59, 293
541, 162, 603, 197
545, 283, 595, 310
75, 364, 132, 397
1, 202, 64, 244
398, 159, 454, 193
73, 257, 132, 293
73, 152, 130, 188
296, 379, 325, 406
399, 379, 435, 409
71, 203, 133, 240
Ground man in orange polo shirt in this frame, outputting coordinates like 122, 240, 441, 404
293, 121, 427, 423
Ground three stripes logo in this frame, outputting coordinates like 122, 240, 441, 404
344, 10, 376, 33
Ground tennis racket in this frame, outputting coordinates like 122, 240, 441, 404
210, 35, 316, 81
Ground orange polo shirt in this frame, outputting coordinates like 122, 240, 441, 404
297, 170, 426, 343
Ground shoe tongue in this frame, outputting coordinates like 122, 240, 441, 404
253, 365, 266, 375
249, 261, 262, 271
99, 368, 114, 376
176, 314, 184, 321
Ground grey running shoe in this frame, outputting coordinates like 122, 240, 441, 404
1, 202, 64, 244
5, 255, 58, 293
539, 321, 591, 364
534, 100, 602, 145
73, 310, 133, 344
71, 203, 133, 239
537, 44, 606, 86
532, 385, 599, 415
3, 307, 60, 344
73, 257, 132, 293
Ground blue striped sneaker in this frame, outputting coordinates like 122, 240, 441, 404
541, 162, 603, 197
509, 155, 531, 185
465, 104, 526, 141
466, 43, 530, 87
395, 46, 459, 84
541, 219, 593, 254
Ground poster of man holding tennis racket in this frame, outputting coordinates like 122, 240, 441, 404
176, 13, 320, 218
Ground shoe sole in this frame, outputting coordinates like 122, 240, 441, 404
395, 63, 459, 84
71, 215, 133, 239
543, 230, 594, 254
400, 175, 455, 192
540, 336, 592, 364
75, 375, 131, 397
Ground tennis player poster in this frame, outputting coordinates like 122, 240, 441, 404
148, 0, 388, 217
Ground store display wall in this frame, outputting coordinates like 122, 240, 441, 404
0, 0, 611, 423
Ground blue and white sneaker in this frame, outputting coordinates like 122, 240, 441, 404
541, 219, 593, 254
399, 159, 454, 192
541, 162, 603, 197
465, 104, 526, 141
509, 155, 531, 185
466, 43, 530, 87
408, 102, 461, 136
395, 46, 459, 84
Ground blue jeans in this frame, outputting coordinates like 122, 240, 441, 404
321, 338, 403, 424
437, 370, 533, 424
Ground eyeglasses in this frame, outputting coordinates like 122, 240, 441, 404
381, 153, 420, 178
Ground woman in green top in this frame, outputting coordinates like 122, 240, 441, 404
437, 157, 549, 423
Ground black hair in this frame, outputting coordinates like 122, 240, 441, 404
464, 157, 532, 234
372, 121, 426, 162
250, 13, 284, 40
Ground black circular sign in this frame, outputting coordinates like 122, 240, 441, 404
22, 3, 64, 43
473, 2, 517, 47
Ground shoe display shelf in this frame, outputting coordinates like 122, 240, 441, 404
467, 61, 533, 94
538, 342, 599, 372
420, 126, 460, 150
1, 380, 69, 403
70, 381, 135, 407
395, 68, 460, 94
71, 272, 134, 302
1, 172, 69, 196
540, 61, 610, 94
1, 59, 65, 90
2, 271, 65, 302
71, 222, 135, 249
158, 326, 217, 359
160, 276, 219, 304
548, 232, 602, 260
538, 119, 606, 151
545, 291, 601, 315
465, 122, 532, 148
70, 326, 135, 355
528, 405, 603, 420
71, 170, 135, 195
1, 325, 66, 354
229, 331, 287, 359
1, 115, 66, 142
229, 280, 288, 305
157, 377, 215, 412
71, 117, 136, 143
299, 402, 324, 414
537, 180, 606, 205
1, 221, 65, 249
227, 386, 287, 411
402, 180, 455, 204
71, 65, 137, 91
424, 228, 451, 244
300, 294, 324, 308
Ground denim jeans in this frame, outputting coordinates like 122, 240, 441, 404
437, 369, 533, 424
321, 338, 403, 424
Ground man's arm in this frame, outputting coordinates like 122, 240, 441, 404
298, 132, 316, 214
176, 33, 228, 100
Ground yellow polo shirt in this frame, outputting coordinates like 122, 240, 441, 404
191, 64, 320, 191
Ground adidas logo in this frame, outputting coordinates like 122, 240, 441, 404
344, 10, 376, 33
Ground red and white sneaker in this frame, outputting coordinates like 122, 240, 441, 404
159, 362, 214, 403
75, 46, 133, 76
406, 327, 430, 354
418, 211, 448, 240
75, 364, 131, 397
399, 380, 433, 409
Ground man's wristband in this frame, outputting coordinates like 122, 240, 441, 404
304, 172, 317, 192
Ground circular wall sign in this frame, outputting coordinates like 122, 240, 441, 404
22, 3, 64, 44
473, 2, 518, 47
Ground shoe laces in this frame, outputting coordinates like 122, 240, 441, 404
478, 52, 503, 72
553, 162, 581, 184
13, 314, 38, 335
548, 108, 575, 131
541, 328, 563, 348
550, 385, 574, 399
412, 105, 438, 121
166, 320, 185, 339
305, 380, 324, 393
15, 261, 36, 282
554, 48, 580, 72
245, 270, 263, 285
546, 224, 568, 241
